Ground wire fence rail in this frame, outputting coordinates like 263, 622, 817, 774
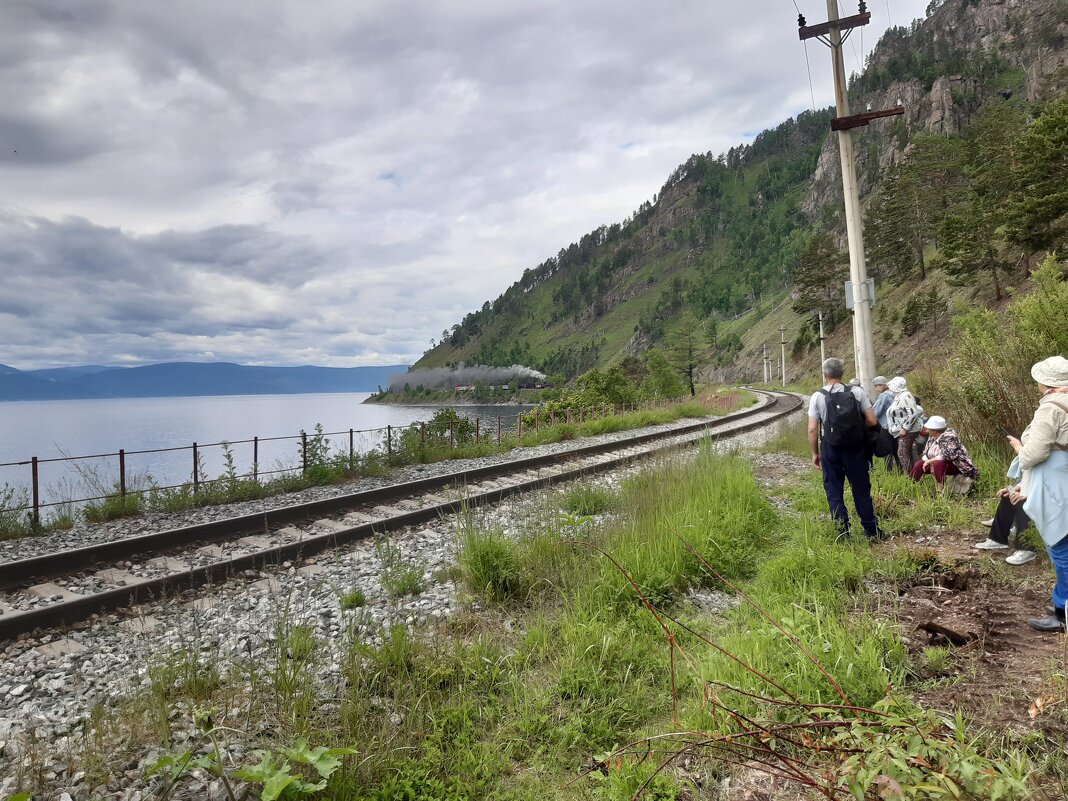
1, 397, 712, 526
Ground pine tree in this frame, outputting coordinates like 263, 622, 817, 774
1009, 96, 1068, 251
667, 311, 703, 397
790, 233, 848, 325
940, 99, 1026, 300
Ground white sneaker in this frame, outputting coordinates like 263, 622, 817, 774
981, 518, 994, 527
1006, 550, 1036, 565
974, 538, 1009, 550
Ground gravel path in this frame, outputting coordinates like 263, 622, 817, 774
0, 396, 803, 800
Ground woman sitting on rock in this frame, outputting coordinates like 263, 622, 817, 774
909, 416, 978, 490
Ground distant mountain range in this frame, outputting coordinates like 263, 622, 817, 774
0, 362, 408, 401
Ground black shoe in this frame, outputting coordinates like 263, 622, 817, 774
1028, 616, 1066, 633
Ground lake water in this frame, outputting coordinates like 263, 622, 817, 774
0, 393, 531, 511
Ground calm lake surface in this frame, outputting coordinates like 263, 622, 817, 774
0, 393, 530, 509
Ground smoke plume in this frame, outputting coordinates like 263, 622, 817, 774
388, 363, 547, 392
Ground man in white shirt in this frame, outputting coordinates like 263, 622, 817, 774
807, 357, 883, 539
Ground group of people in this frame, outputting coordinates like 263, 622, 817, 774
808, 355, 1068, 633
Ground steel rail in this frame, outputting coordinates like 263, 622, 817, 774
0, 390, 802, 639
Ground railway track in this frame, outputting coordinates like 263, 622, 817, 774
0, 389, 802, 640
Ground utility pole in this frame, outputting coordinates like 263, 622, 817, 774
817, 310, 827, 371
799, 2, 902, 397
779, 325, 787, 387
762, 342, 769, 384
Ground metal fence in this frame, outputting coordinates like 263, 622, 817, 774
0, 397, 705, 525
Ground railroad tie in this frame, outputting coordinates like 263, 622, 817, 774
92, 568, 143, 587
33, 637, 89, 657
236, 534, 273, 548
25, 582, 83, 602
117, 615, 162, 634
313, 518, 349, 531
146, 556, 192, 573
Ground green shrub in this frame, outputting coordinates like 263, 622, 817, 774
457, 525, 526, 602
83, 489, 143, 523
560, 483, 618, 516
340, 590, 367, 609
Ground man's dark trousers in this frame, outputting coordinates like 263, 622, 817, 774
821, 443, 878, 535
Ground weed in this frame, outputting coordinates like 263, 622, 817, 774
457, 522, 526, 603
560, 482, 618, 516
0, 483, 34, 539
923, 645, 954, 675
377, 540, 425, 597
340, 590, 367, 609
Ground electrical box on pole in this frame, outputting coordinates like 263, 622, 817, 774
844, 278, 876, 310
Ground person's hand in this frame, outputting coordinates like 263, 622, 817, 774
811, 453, 821, 468
922, 461, 932, 473
1008, 484, 1026, 504
996, 486, 1010, 498
1007, 435, 1022, 454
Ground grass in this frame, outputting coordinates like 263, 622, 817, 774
559, 483, 619, 517
6, 437, 1035, 800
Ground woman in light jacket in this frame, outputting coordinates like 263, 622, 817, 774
886, 376, 924, 475
1006, 356, 1068, 632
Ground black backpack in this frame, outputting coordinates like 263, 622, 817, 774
820, 388, 866, 448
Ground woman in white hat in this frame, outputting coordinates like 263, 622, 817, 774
909, 415, 978, 490
1005, 356, 1068, 632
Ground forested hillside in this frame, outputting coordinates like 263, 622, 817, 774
416, 0, 1068, 384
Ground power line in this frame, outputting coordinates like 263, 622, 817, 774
791, 1, 818, 110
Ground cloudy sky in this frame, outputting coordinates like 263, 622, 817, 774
0, 0, 929, 370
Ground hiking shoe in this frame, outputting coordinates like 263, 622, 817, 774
1006, 549, 1036, 565
973, 539, 1009, 550
865, 528, 890, 542
1046, 604, 1060, 617
1028, 616, 1066, 633
981, 517, 994, 527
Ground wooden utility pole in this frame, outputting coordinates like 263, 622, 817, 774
817, 310, 827, 371
799, 2, 902, 397
779, 325, 787, 387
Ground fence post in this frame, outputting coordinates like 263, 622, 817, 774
300, 431, 308, 474
421, 422, 427, 448
192, 443, 200, 493
387, 425, 393, 458
535, 407, 539, 433
31, 457, 39, 529
118, 449, 126, 500
517, 412, 522, 439
450, 420, 455, 449
348, 429, 354, 470
497, 415, 502, 446
475, 418, 480, 444
253, 436, 259, 480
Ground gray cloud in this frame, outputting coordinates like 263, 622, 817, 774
0, 0, 931, 369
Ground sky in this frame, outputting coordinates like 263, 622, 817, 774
0, 0, 930, 370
